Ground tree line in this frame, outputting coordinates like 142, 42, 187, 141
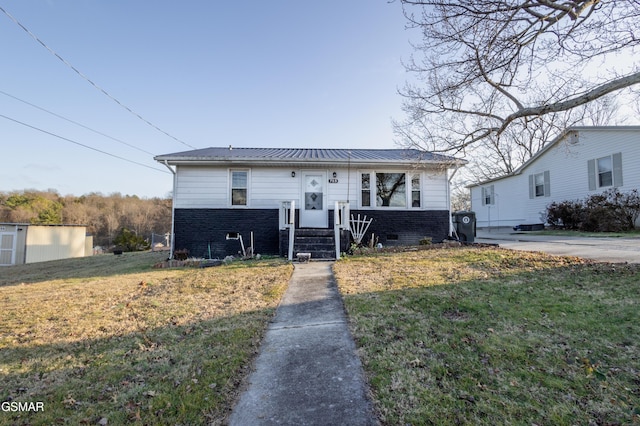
0, 190, 172, 249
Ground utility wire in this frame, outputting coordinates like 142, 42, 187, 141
0, 113, 170, 174
0, 4, 197, 150
0, 89, 155, 156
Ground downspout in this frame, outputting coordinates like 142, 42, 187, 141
162, 160, 177, 259
447, 164, 461, 238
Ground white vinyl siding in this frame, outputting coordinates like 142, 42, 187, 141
173, 166, 227, 208
174, 166, 450, 211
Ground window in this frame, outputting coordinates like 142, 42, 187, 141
360, 172, 421, 208
534, 173, 545, 196
411, 174, 421, 207
376, 173, 406, 207
361, 173, 371, 207
588, 153, 623, 190
230, 170, 248, 206
529, 171, 550, 198
597, 156, 613, 187
481, 185, 494, 205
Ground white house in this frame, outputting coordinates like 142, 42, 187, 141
469, 126, 640, 229
155, 147, 465, 259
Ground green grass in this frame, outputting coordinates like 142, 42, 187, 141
334, 247, 640, 425
0, 252, 292, 425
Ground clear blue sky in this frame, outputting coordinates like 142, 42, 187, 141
0, 1, 418, 198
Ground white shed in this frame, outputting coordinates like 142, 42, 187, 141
0, 223, 92, 266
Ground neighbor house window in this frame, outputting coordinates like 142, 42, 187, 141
597, 156, 613, 187
535, 173, 545, 196
529, 171, 550, 198
376, 173, 406, 207
481, 185, 494, 205
588, 153, 623, 190
230, 170, 248, 206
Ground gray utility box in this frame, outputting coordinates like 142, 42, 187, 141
452, 211, 476, 242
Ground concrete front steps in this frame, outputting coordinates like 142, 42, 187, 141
293, 228, 336, 260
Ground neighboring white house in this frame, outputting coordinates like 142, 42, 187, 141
155, 147, 465, 259
0, 224, 91, 266
468, 126, 640, 229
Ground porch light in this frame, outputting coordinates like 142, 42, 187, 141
332, 172, 337, 178
291, 171, 296, 177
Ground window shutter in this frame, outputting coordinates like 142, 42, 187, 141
481, 187, 486, 206
587, 159, 596, 191
612, 152, 623, 187
528, 175, 534, 199
489, 185, 494, 205
544, 171, 551, 197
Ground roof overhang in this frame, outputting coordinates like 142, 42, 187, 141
154, 148, 467, 170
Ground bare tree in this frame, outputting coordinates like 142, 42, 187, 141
394, 0, 640, 159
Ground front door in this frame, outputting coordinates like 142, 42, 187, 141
299, 171, 328, 228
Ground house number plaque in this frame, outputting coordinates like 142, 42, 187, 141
328, 178, 338, 183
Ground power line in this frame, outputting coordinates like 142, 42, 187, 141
0, 113, 170, 174
0, 4, 197, 150
0, 89, 155, 156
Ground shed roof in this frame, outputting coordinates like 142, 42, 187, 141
155, 147, 464, 167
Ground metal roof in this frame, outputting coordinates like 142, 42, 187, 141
154, 147, 464, 166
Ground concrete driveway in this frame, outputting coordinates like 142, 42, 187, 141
476, 228, 640, 264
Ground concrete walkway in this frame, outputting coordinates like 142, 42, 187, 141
228, 262, 378, 426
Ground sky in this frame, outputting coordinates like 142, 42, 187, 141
0, 1, 421, 198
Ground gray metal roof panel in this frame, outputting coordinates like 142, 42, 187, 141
155, 147, 462, 164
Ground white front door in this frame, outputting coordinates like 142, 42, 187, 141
299, 171, 328, 228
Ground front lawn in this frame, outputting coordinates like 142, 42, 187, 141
0, 252, 292, 425
334, 247, 640, 425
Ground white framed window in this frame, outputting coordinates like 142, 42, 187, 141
597, 156, 613, 187
359, 171, 422, 209
411, 174, 421, 207
588, 153, 622, 190
230, 169, 249, 206
529, 171, 550, 198
376, 172, 406, 207
481, 185, 494, 205
361, 173, 371, 207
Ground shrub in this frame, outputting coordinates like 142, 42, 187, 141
419, 236, 433, 245
545, 200, 585, 230
113, 227, 150, 252
546, 189, 640, 232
